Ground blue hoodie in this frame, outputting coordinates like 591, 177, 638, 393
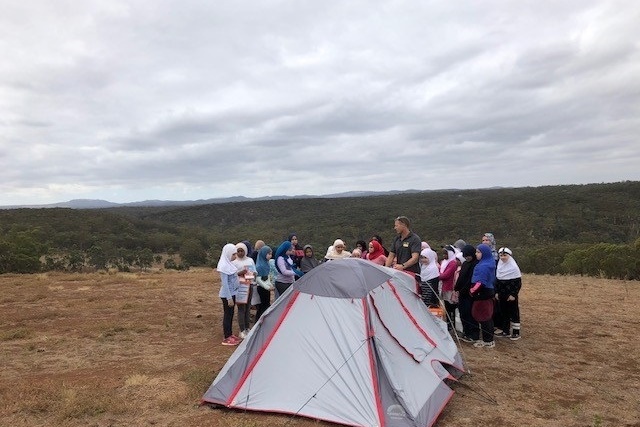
472, 243, 496, 289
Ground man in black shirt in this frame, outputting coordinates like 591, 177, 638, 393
385, 216, 422, 282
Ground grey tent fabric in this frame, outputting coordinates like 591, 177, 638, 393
203, 258, 464, 427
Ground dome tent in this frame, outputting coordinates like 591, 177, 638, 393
202, 258, 464, 427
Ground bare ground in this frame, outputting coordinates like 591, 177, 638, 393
1, 269, 639, 427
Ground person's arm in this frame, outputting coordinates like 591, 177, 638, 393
405, 252, 420, 269
394, 251, 419, 271
256, 275, 273, 290
385, 252, 396, 267
509, 277, 522, 299
219, 273, 232, 298
220, 273, 235, 306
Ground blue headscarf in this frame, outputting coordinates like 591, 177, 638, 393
274, 241, 293, 273
471, 243, 496, 288
256, 245, 272, 277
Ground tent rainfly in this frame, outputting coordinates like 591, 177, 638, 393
202, 258, 464, 427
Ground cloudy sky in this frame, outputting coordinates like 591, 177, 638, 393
2, 1, 639, 205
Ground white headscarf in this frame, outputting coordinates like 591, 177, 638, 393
439, 245, 456, 273
233, 242, 256, 272
497, 252, 522, 280
216, 243, 238, 275
420, 248, 440, 281
324, 239, 352, 260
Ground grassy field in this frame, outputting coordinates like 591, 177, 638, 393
1, 269, 639, 427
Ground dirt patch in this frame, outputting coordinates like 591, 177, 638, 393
1, 270, 639, 426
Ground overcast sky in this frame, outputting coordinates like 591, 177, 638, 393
1, 1, 639, 205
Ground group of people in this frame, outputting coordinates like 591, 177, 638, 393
215, 218, 523, 349
419, 231, 523, 348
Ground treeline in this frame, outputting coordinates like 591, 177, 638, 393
1, 181, 639, 279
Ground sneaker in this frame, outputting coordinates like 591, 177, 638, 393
510, 331, 521, 341
230, 335, 242, 343
494, 328, 503, 334
221, 337, 238, 346
496, 331, 510, 338
473, 341, 495, 348
459, 335, 477, 343
239, 330, 247, 339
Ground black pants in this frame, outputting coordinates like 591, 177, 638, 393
479, 318, 494, 343
444, 301, 458, 331
497, 293, 520, 332
220, 296, 236, 339
275, 281, 292, 297
255, 286, 271, 321
458, 294, 479, 340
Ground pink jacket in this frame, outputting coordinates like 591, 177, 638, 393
439, 260, 457, 292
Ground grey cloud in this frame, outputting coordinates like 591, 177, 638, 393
1, 1, 640, 204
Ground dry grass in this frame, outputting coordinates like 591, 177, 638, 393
0, 269, 638, 427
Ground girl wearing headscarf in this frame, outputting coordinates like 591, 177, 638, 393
366, 240, 387, 266
419, 246, 440, 307
268, 257, 279, 298
324, 239, 352, 261
455, 244, 479, 343
274, 241, 303, 296
299, 245, 320, 273
481, 233, 499, 263
371, 235, 390, 257
481, 232, 502, 328
233, 242, 257, 339
471, 243, 497, 348
255, 245, 274, 322
288, 233, 305, 268
216, 243, 241, 346
439, 245, 459, 331
495, 247, 523, 340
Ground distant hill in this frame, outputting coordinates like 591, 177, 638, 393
0, 189, 436, 210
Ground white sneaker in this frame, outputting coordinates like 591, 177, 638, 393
473, 341, 495, 348
239, 330, 247, 339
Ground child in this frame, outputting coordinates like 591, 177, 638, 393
455, 244, 479, 343
217, 243, 243, 346
495, 247, 523, 340
299, 244, 320, 273
439, 245, 459, 331
255, 245, 274, 322
233, 242, 257, 339
470, 244, 497, 348
419, 247, 440, 307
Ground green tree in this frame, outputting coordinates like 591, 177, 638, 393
180, 238, 207, 266
136, 248, 154, 271
0, 230, 46, 273
65, 250, 85, 272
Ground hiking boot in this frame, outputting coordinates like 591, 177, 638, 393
510, 330, 521, 341
473, 341, 495, 348
221, 337, 239, 346
496, 331, 510, 338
